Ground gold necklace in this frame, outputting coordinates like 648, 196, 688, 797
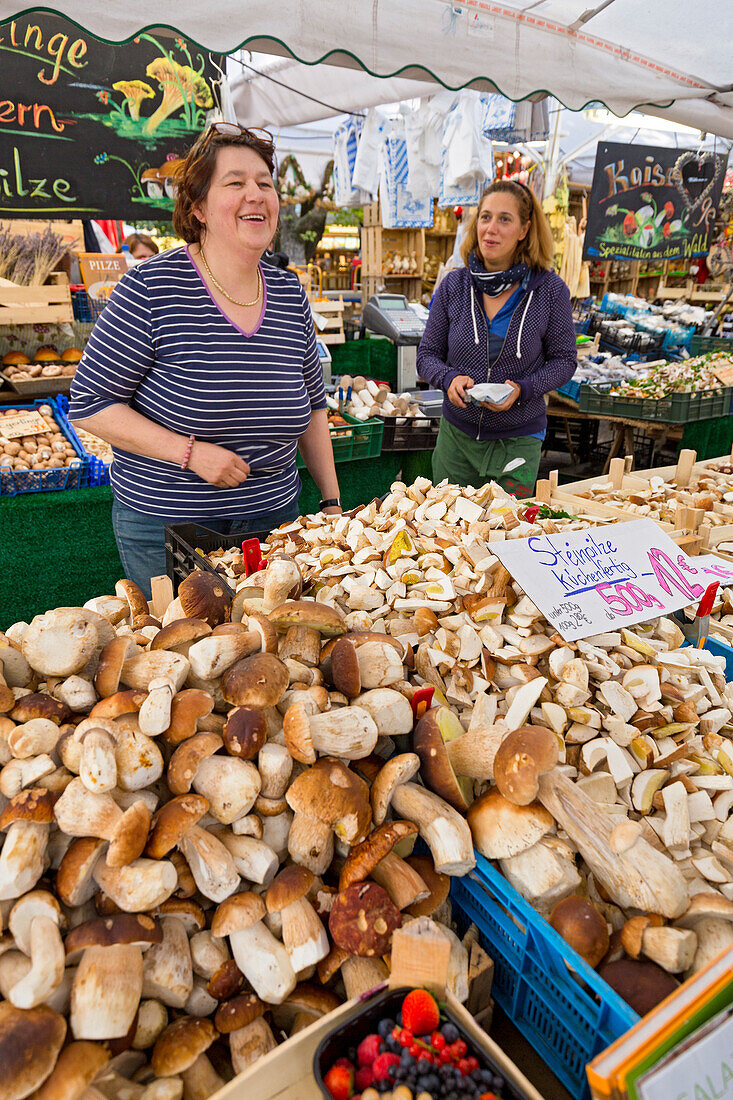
200, 248, 262, 307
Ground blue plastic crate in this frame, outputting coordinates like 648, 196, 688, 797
56, 395, 111, 486
557, 379, 582, 402
451, 854, 638, 1100
681, 635, 733, 678
0, 398, 90, 496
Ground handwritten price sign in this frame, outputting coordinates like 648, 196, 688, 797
491, 519, 733, 642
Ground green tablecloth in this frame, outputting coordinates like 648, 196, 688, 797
681, 415, 733, 461
0, 451, 433, 628
330, 338, 398, 387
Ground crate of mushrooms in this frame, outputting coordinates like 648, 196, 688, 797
327, 376, 439, 452
3, 478, 733, 1099
0, 400, 89, 495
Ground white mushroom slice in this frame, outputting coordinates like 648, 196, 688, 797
356, 641, 404, 688
661, 782, 692, 859
599, 681, 637, 722
356, 688, 413, 736
138, 677, 176, 737
504, 677, 547, 732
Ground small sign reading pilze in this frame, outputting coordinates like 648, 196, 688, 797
491, 518, 733, 641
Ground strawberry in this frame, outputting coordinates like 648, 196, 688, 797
401, 989, 440, 1036
324, 1063, 354, 1100
356, 1034, 381, 1066
371, 1052, 400, 1081
355, 1065, 375, 1091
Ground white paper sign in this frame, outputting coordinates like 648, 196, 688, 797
637, 1008, 733, 1100
491, 519, 733, 642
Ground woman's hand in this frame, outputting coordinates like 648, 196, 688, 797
481, 379, 520, 412
322, 505, 343, 516
188, 441, 250, 488
447, 375, 476, 409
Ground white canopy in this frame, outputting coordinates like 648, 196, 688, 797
3, 0, 732, 137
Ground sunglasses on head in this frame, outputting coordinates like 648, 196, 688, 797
207, 122, 275, 148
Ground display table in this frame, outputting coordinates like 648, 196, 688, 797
0, 451, 433, 627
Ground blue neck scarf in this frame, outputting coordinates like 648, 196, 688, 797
468, 250, 530, 297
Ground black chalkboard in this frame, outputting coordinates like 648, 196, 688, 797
583, 141, 727, 263
0, 14, 223, 219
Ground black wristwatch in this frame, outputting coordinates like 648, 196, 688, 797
319, 497, 341, 510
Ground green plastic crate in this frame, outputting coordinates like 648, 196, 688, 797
690, 335, 733, 355
296, 411, 383, 469
578, 384, 731, 423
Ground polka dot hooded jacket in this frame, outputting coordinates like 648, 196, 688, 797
416, 265, 577, 440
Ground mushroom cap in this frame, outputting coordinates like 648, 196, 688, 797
286, 757, 372, 844
206, 958, 245, 1002
152, 898, 207, 934
150, 618, 211, 651
21, 609, 98, 678
329, 882, 401, 957
94, 638, 133, 699
0, 787, 57, 828
64, 914, 162, 964
32, 1040, 110, 1100
269, 983, 341, 1029
0, 1001, 66, 1100
317, 943, 349, 984
151, 1015, 217, 1077
167, 732, 223, 795
597, 958, 678, 1016
56, 837, 106, 907
164, 689, 215, 746
214, 992, 265, 1034
339, 821, 417, 890
221, 653, 289, 708
675, 893, 733, 927
266, 865, 315, 913
222, 707, 267, 760
282, 702, 316, 764
413, 706, 472, 813
9, 889, 61, 952
404, 856, 451, 919
10, 693, 70, 726
370, 753, 420, 826
467, 788, 554, 860
108, 799, 151, 867
269, 600, 345, 638
145, 793, 209, 858
493, 725, 559, 806
178, 572, 231, 628
90, 689, 147, 719
211, 891, 266, 936
115, 579, 150, 620
244, 612, 279, 654
549, 896, 610, 968
329, 638, 361, 698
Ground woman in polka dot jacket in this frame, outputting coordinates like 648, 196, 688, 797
417, 179, 576, 497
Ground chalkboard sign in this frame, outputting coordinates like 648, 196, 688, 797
583, 142, 727, 263
0, 14, 222, 219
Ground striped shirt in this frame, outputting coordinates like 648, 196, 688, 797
69, 247, 326, 519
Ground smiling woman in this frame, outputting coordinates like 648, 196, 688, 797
69, 123, 341, 596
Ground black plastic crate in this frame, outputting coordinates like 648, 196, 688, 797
595, 428, 656, 469
377, 412, 441, 451
164, 522, 269, 595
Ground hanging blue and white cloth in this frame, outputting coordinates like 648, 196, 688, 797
352, 108, 384, 200
438, 92, 495, 208
333, 116, 368, 208
379, 116, 433, 228
481, 94, 549, 143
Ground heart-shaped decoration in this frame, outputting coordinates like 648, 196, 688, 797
674, 150, 722, 213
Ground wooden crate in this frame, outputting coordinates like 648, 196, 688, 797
309, 297, 345, 345
0, 274, 72, 325
360, 201, 426, 304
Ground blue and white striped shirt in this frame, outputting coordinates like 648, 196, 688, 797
69, 247, 326, 519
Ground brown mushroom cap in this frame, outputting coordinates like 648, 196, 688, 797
222, 707, 267, 760
493, 725, 559, 806
0, 787, 57, 828
286, 757, 372, 844
150, 618, 212, 651
151, 1016, 217, 1077
56, 837, 106, 907
116, 579, 150, 621
206, 958, 245, 1001
89, 689, 148, 720
597, 958, 678, 1016
266, 865, 315, 914
320, 632, 404, 661
404, 856, 451, 919
107, 799, 151, 867
339, 821, 417, 891
270, 983, 341, 1030
282, 702, 316, 764
214, 992, 264, 1034
317, 943, 349, 984
152, 898, 206, 934
467, 788, 555, 860
413, 706, 472, 813
329, 638, 361, 698
221, 653, 289, 708
93, 638, 133, 699
32, 1040, 110, 1100
549, 896, 610, 968
0, 1001, 67, 1100
370, 753, 420, 826
145, 793, 209, 857
167, 732, 223, 795
269, 600, 345, 638
178, 572, 231, 628
163, 689, 216, 747
620, 914, 665, 959
65, 913, 162, 964
10, 693, 71, 726
211, 891, 266, 936
329, 882, 401, 957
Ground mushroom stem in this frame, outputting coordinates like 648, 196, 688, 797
227, 921, 296, 1004
0, 821, 49, 899
8, 914, 64, 1009
280, 896, 329, 972
390, 782, 475, 875
445, 726, 507, 780
180, 1054, 224, 1100
279, 626, 321, 667
370, 852, 429, 910
229, 1016, 277, 1073
341, 955, 388, 1000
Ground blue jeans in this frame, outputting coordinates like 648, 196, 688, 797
112, 498, 300, 599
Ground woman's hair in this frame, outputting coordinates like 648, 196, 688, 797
119, 233, 158, 256
173, 127, 276, 245
460, 180, 555, 270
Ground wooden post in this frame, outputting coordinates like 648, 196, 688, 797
149, 575, 174, 620
534, 479, 552, 504
674, 449, 697, 488
389, 920, 451, 996
609, 457, 626, 490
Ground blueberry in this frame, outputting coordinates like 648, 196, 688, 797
401, 1049, 413, 1065
378, 1018, 395, 1038
386, 1036, 401, 1053
396, 1012, 403, 1026
443, 1023, 460, 1043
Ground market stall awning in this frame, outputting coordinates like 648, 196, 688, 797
2, 0, 732, 135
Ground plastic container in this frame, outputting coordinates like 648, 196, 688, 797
313, 984, 534, 1100
557, 379, 582, 402
296, 412, 383, 469
0, 398, 90, 496
690, 334, 733, 356
451, 855, 638, 1100
578, 384, 731, 423
55, 395, 112, 487
163, 522, 270, 594
378, 412, 441, 451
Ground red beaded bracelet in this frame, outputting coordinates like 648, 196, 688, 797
180, 434, 195, 470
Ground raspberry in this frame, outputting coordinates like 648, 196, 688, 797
409, 1044, 421, 1058
357, 1035, 381, 1067
401, 989, 441, 1036
371, 1052, 400, 1082
355, 1065, 375, 1091
465, 1057, 480, 1073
